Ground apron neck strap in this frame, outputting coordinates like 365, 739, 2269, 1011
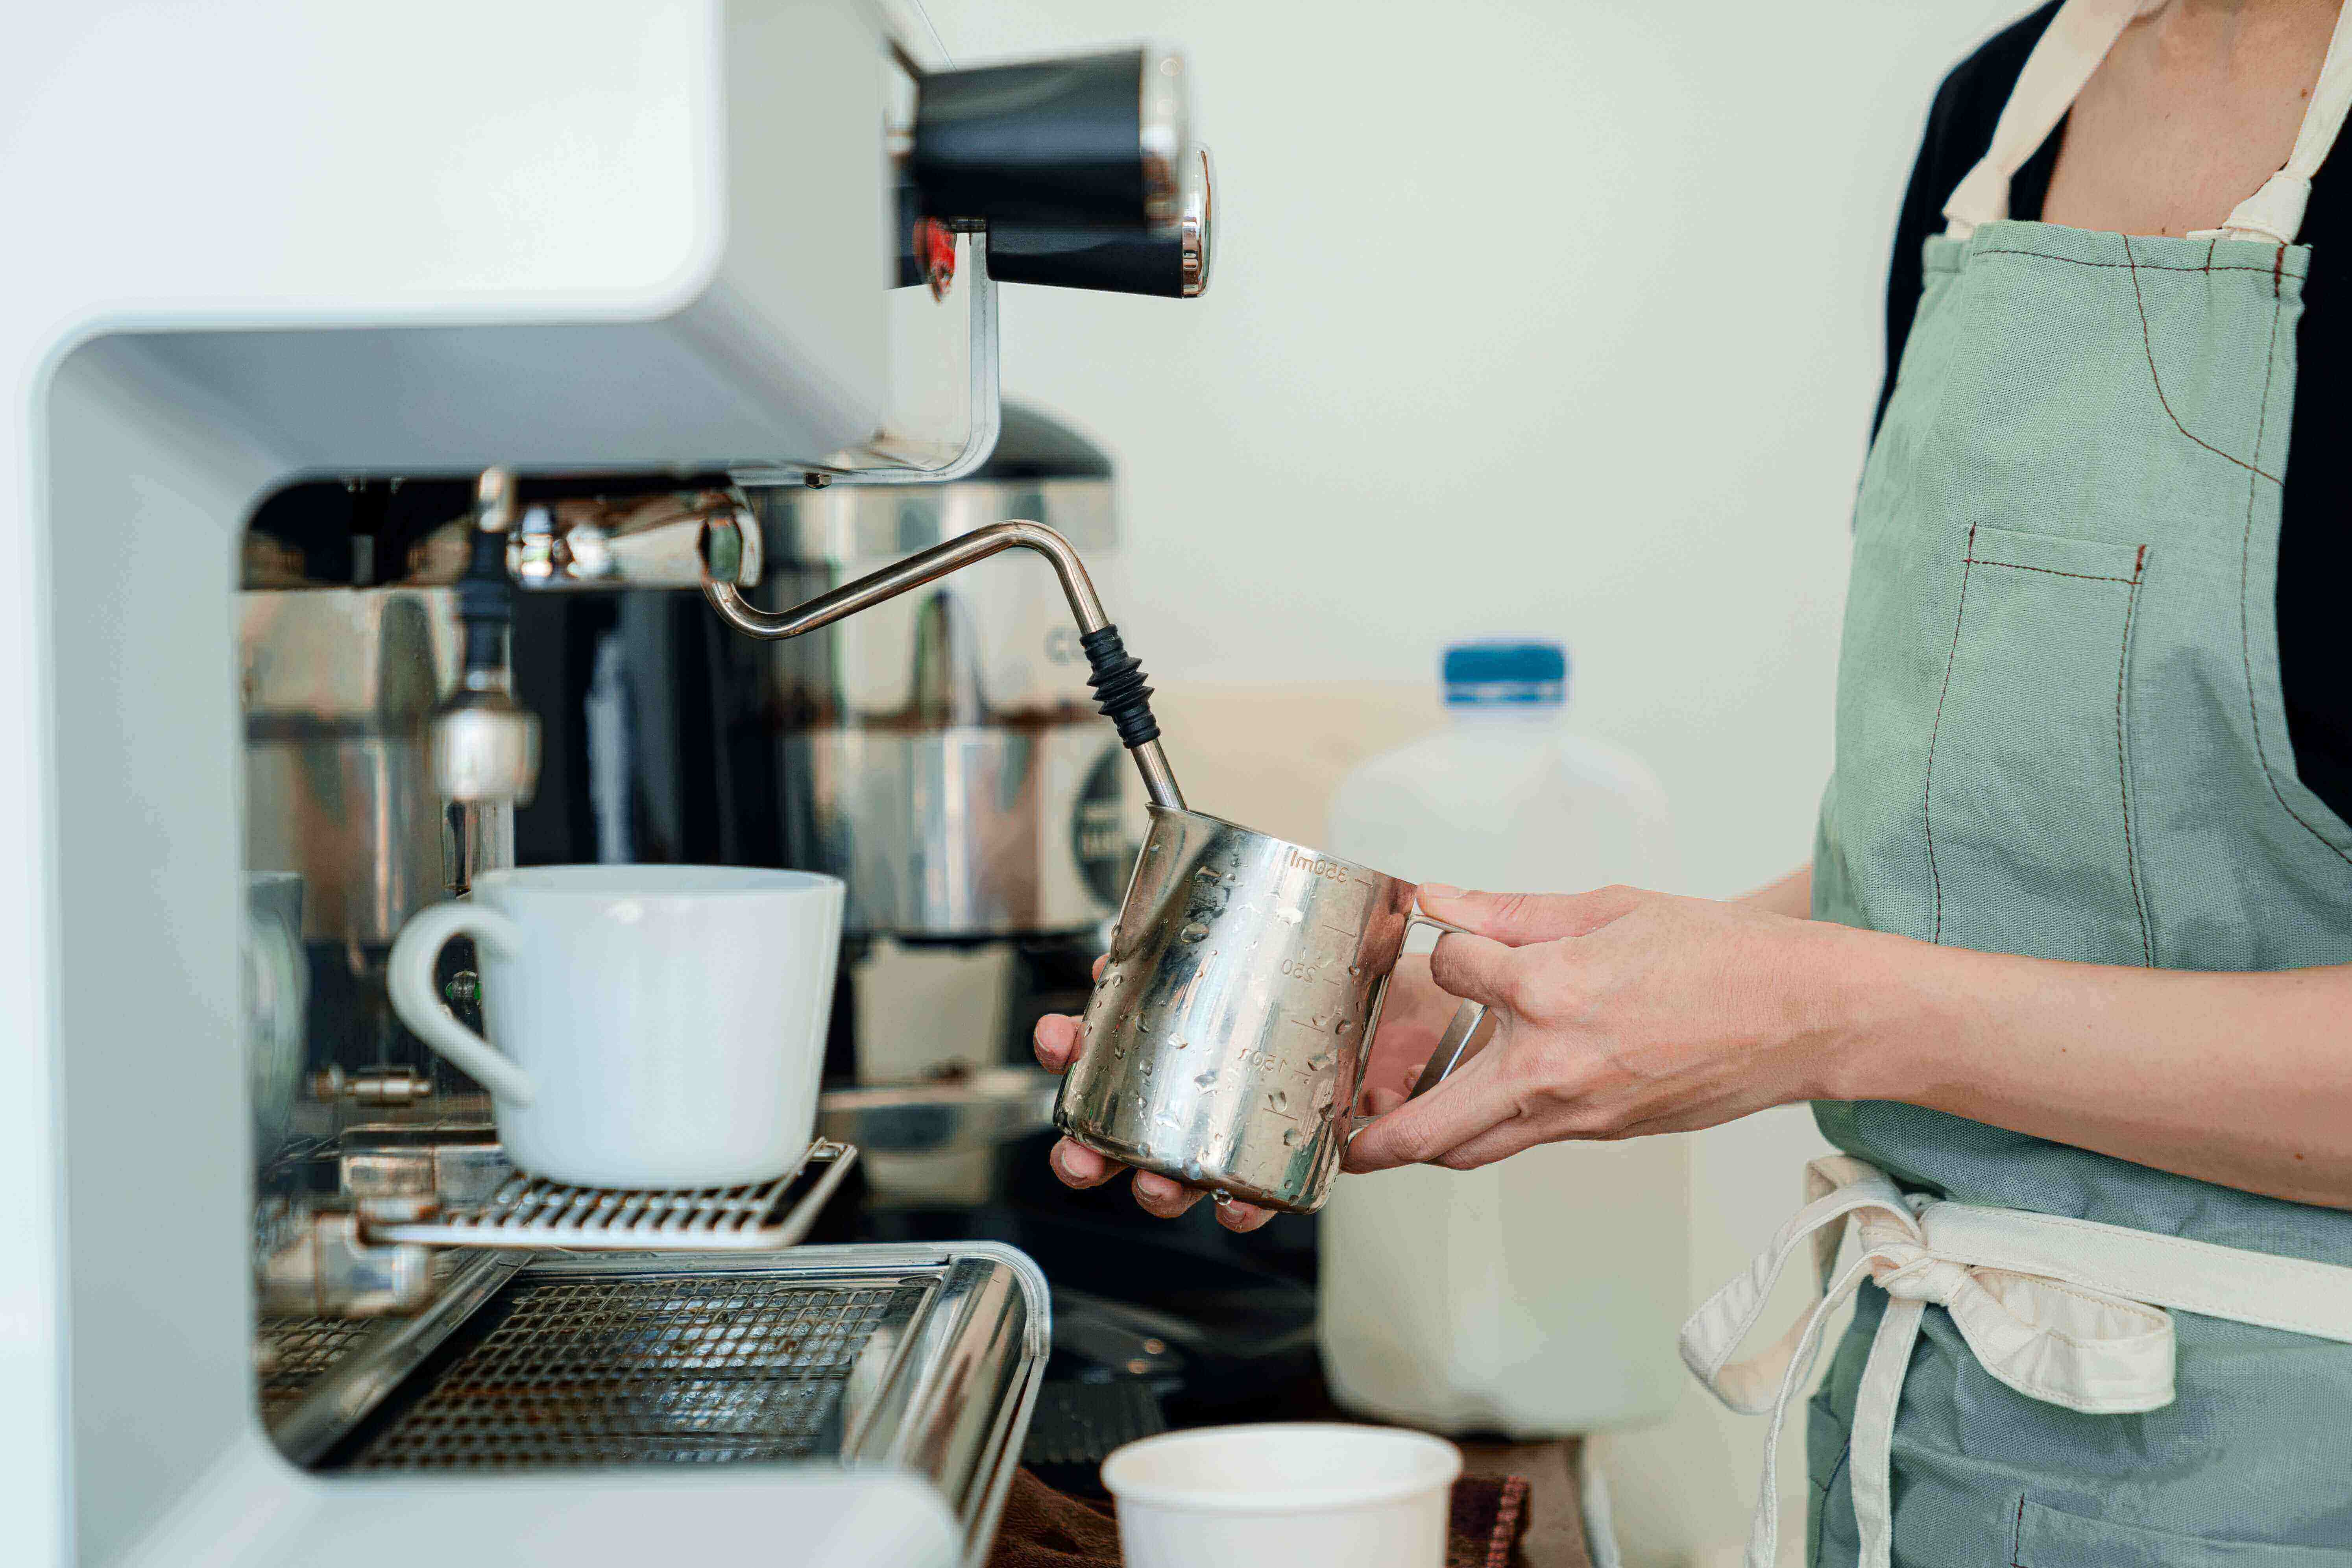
2207, 2, 2352, 243
1944, 0, 2352, 246
1944, 0, 2159, 239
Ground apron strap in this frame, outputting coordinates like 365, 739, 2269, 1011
1681, 1157, 2352, 1568
1944, 0, 2161, 238
1947, 0, 2352, 246
2201, 0, 2352, 243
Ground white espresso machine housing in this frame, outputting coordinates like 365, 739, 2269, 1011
0, 5, 1210, 1564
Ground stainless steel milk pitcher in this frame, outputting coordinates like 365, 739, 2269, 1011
1055, 806, 1487, 1213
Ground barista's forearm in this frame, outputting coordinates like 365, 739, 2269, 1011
1829, 937, 2352, 1210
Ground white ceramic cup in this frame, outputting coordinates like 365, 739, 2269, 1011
386, 864, 844, 1189
1101, 1423, 1461, 1568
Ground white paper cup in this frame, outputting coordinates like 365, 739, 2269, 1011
1102, 1422, 1461, 1568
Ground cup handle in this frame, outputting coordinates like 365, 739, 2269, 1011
386, 900, 536, 1106
1347, 908, 1489, 1139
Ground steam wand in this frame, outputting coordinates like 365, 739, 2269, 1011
434, 468, 542, 892
700, 518, 1185, 813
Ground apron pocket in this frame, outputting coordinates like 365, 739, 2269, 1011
1923, 523, 2152, 965
2014, 1497, 2352, 1566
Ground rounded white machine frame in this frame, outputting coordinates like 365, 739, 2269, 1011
0, 4, 1007, 1564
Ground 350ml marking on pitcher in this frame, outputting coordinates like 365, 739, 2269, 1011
1287, 849, 1351, 881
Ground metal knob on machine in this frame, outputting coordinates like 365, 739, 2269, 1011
902, 46, 1211, 300
987, 148, 1212, 299
910, 45, 1189, 226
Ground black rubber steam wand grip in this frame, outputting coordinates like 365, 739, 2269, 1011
699, 517, 1185, 813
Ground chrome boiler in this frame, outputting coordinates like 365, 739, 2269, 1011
749, 403, 1140, 939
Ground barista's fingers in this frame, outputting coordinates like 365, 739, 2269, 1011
1092, 954, 1108, 981
1050, 1138, 1120, 1189
1424, 930, 1528, 1015
1417, 885, 1645, 947
1215, 1197, 1277, 1233
1033, 1012, 1082, 1072
1428, 1109, 1558, 1172
1360, 1085, 1408, 1117
1341, 1047, 1518, 1174
1131, 1170, 1208, 1218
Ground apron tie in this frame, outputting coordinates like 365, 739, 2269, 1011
1678, 1156, 2175, 1568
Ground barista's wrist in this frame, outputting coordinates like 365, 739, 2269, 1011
1795, 921, 1951, 1107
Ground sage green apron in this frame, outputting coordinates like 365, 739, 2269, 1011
1801, 0, 2352, 1561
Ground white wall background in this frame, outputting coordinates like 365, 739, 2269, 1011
917, 2, 2027, 1561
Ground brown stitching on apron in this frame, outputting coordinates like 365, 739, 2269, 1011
2012, 1494, 2028, 1567
2237, 295, 2352, 866
1974, 246, 2282, 275
2117, 557, 2154, 966
1961, 558, 2139, 586
1923, 526, 1978, 944
2121, 236, 2287, 484
2274, 244, 2287, 299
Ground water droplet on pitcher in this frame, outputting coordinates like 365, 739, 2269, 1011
1138, 1058, 1154, 1077
1336, 1019, 1356, 1034
1347, 964, 1363, 978
1193, 1070, 1219, 1090
1179, 921, 1210, 943
1268, 1090, 1288, 1113
1133, 1093, 1146, 1110
1305, 1051, 1332, 1071
1282, 1128, 1303, 1148
1174, 1037, 1190, 1050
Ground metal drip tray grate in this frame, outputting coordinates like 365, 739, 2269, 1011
362, 1140, 856, 1252
278, 1246, 1049, 1567
349, 1273, 923, 1469
256, 1317, 379, 1420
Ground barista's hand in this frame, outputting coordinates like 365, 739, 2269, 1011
1344, 885, 1862, 1173
1351, 951, 1478, 1116
1032, 957, 1279, 1233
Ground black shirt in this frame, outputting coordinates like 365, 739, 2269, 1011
1880, 3, 2352, 828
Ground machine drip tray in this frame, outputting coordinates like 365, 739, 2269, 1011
270, 1246, 1050, 1564
346, 1269, 926, 1468
360, 1139, 859, 1253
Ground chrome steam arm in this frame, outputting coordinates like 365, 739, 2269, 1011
700, 517, 1185, 813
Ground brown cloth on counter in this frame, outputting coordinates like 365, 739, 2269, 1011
988, 1466, 1532, 1568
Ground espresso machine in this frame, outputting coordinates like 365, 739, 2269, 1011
0, 5, 1220, 1564
240, 403, 1140, 1200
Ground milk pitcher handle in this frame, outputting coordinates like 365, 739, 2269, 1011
1347, 910, 1489, 1140
386, 901, 537, 1106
